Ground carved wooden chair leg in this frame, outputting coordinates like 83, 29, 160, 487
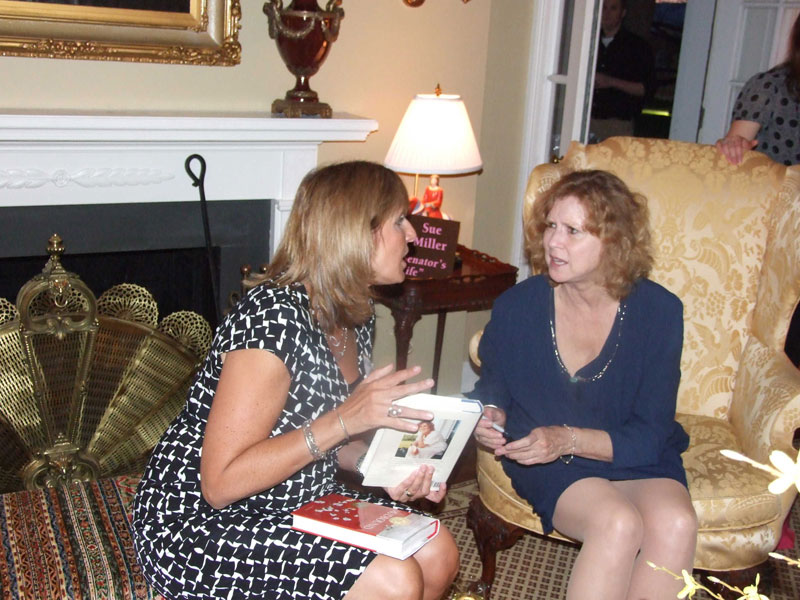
466, 495, 526, 598
696, 561, 774, 600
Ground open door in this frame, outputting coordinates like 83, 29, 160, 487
511, 0, 601, 273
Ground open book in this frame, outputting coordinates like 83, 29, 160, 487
360, 393, 483, 490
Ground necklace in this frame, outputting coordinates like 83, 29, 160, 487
550, 297, 625, 384
327, 327, 349, 358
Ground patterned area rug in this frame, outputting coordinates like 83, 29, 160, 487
440, 480, 800, 600
2, 475, 797, 599
0, 474, 160, 600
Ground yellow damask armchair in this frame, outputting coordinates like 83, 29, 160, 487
467, 137, 800, 595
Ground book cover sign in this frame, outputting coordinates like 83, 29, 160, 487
292, 493, 440, 559
296, 494, 411, 537
404, 215, 460, 279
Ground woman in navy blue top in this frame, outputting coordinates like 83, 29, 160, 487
471, 170, 696, 600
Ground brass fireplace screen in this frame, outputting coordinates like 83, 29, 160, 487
0, 234, 212, 493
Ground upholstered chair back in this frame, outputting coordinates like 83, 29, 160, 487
524, 137, 800, 460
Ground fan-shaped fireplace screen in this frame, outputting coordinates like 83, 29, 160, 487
0, 234, 211, 493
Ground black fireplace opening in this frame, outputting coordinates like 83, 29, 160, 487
1, 199, 273, 331
0, 247, 220, 328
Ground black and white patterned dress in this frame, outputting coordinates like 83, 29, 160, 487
132, 283, 401, 600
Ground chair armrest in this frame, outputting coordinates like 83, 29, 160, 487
469, 329, 483, 368
730, 342, 800, 462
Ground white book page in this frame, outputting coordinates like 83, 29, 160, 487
360, 393, 483, 490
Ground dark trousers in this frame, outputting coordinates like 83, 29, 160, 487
787, 305, 800, 367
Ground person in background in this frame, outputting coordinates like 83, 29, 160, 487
715, 12, 800, 367
132, 161, 459, 600
716, 13, 800, 167
590, 0, 655, 141
471, 170, 697, 600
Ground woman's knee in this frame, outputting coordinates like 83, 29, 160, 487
555, 480, 642, 549
386, 560, 426, 599
347, 527, 458, 600
347, 556, 425, 600
646, 498, 698, 550
596, 501, 644, 550
672, 501, 698, 536
415, 526, 460, 588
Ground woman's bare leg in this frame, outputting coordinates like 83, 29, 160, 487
612, 479, 697, 600
344, 524, 458, 600
552, 478, 644, 600
413, 526, 460, 600
344, 554, 424, 600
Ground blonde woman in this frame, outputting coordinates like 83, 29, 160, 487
133, 161, 459, 600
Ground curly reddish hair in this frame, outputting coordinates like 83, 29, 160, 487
525, 169, 653, 300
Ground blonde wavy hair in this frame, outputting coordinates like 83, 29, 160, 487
525, 169, 653, 300
264, 161, 408, 333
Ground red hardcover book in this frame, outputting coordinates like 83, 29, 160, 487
291, 493, 440, 560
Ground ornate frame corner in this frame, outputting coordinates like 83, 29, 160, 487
0, 0, 242, 66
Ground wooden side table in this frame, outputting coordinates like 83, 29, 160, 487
373, 245, 518, 392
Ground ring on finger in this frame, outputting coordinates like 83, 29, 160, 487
404, 489, 413, 497
388, 405, 403, 418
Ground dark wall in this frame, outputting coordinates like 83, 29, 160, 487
0, 199, 272, 329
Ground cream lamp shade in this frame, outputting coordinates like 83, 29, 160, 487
384, 93, 483, 177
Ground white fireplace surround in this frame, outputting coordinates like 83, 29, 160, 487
0, 112, 378, 256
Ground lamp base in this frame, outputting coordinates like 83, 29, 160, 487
272, 97, 333, 118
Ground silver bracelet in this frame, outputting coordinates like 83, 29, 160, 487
559, 424, 577, 465
333, 407, 350, 442
302, 418, 326, 461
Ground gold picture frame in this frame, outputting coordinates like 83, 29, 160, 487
0, 0, 241, 66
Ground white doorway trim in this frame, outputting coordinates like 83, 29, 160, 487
511, 0, 601, 276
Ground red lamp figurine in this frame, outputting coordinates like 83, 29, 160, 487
384, 85, 483, 219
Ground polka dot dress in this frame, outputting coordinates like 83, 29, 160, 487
132, 283, 404, 600
732, 64, 800, 166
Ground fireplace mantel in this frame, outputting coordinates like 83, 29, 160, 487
0, 112, 379, 255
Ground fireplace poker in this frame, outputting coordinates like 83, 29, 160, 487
185, 154, 222, 325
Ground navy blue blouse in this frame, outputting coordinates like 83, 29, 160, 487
469, 275, 689, 532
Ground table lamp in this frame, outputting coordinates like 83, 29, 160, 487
384, 86, 482, 219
